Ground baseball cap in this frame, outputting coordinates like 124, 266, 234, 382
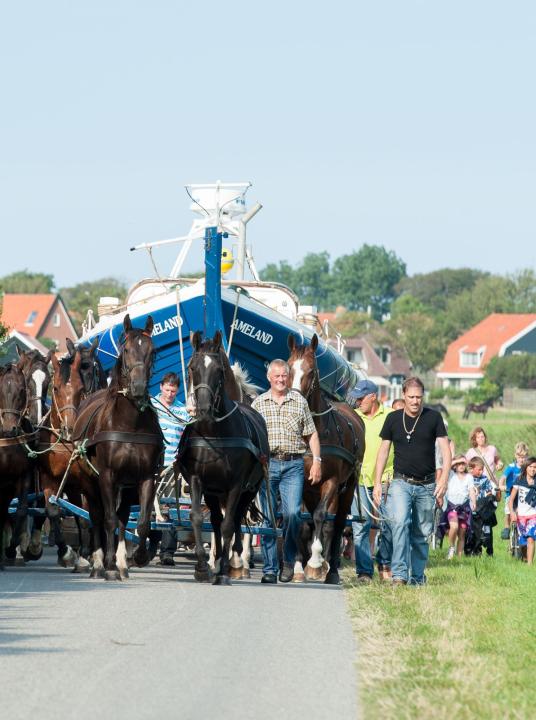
350, 379, 379, 400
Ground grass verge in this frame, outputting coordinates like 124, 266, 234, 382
344, 540, 536, 720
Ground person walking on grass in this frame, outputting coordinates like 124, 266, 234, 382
349, 379, 394, 583
509, 456, 536, 565
466, 456, 497, 556
442, 454, 477, 559
499, 442, 529, 540
373, 377, 451, 586
252, 359, 321, 584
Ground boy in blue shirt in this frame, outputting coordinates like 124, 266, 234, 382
499, 442, 529, 539
467, 457, 497, 556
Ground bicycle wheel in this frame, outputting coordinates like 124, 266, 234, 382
509, 523, 521, 559
430, 505, 443, 550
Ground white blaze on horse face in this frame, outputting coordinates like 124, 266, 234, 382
32, 367, 46, 423
203, 355, 212, 369
290, 360, 304, 392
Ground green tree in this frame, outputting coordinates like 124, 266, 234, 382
384, 312, 444, 372
331, 245, 406, 319
396, 268, 488, 312
0, 269, 55, 294
293, 252, 332, 310
333, 311, 376, 338
485, 354, 536, 390
60, 278, 128, 333
466, 378, 501, 404
259, 260, 296, 290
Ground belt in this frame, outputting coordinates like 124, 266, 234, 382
270, 452, 304, 461
397, 473, 436, 486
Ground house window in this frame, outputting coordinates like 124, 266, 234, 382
374, 346, 391, 365
460, 352, 480, 367
346, 349, 364, 364
25, 310, 38, 326
53, 312, 61, 327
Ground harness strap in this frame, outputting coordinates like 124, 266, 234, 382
0, 429, 39, 449
305, 444, 357, 466
85, 431, 163, 448
186, 436, 268, 465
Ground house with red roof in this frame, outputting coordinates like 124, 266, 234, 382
437, 313, 536, 389
0, 294, 77, 353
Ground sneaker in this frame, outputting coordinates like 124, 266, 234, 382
500, 528, 510, 540
356, 574, 373, 584
447, 546, 455, 560
391, 578, 407, 586
159, 554, 175, 567
279, 563, 294, 583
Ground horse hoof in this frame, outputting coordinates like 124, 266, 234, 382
105, 570, 121, 581
133, 550, 150, 568
89, 567, 105, 579
119, 568, 129, 581
15, 557, 26, 567
324, 571, 340, 585
305, 564, 324, 581
212, 575, 232, 586
229, 566, 243, 579
23, 546, 43, 562
4, 557, 16, 567
292, 572, 306, 583
194, 568, 212, 583
241, 568, 251, 579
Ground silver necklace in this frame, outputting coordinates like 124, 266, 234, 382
402, 410, 423, 442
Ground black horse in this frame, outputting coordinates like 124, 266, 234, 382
176, 330, 269, 585
72, 314, 163, 580
426, 402, 449, 417
66, 338, 108, 395
0, 363, 36, 569
463, 398, 494, 420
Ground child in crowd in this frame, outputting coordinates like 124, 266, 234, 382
443, 454, 477, 559
466, 457, 497, 556
499, 442, 529, 539
509, 456, 536, 565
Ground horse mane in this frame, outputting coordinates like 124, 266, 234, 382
231, 362, 260, 401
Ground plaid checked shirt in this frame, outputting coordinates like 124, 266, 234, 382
252, 389, 316, 454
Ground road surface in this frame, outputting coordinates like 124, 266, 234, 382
1, 549, 358, 719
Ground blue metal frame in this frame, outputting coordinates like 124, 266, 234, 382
204, 225, 228, 348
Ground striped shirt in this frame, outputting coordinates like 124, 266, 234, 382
252, 389, 316, 454
152, 393, 191, 466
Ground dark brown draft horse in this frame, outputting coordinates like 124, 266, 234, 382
35, 351, 90, 570
72, 314, 163, 580
288, 333, 365, 584
0, 363, 36, 569
176, 330, 269, 585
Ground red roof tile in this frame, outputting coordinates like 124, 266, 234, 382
0, 294, 57, 338
439, 313, 536, 375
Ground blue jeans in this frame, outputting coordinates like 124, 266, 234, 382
385, 478, 435, 584
352, 485, 392, 577
259, 458, 304, 575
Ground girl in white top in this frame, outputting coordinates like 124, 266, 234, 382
445, 454, 477, 559
509, 457, 536, 565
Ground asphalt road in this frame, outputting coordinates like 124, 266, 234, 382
1, 549, 358, 720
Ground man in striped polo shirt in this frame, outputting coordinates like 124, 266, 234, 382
152, 372, 190, 565
252, 359, 321, 584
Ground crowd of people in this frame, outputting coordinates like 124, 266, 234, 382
148, 364, 535, 582
349, 379, 535, 580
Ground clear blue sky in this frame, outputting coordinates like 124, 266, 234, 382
1, 1, 535, 289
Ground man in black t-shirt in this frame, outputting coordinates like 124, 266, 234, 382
373, 377, 451, 585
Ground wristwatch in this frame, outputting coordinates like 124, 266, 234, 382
313, 456, 322, 463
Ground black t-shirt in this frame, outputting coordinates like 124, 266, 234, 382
379, 408, 447, 478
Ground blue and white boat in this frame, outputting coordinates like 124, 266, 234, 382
79, 182, 358, 402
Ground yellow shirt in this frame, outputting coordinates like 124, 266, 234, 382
356, 403, 394, 487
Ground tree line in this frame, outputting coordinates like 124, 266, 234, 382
1, 251, 536, 380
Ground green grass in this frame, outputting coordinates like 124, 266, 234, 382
344, 532, 536, 720
446, 406, 536, 464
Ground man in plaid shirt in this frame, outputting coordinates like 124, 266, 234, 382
252, 359, 321, 584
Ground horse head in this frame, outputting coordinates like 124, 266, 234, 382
67, 338, 106, 395
287, 333, 319, 401
187, 330, 228, 418
0, 364, 28, 435
115, 314, 154, 405
50, 351, 85, 441
16, 347, 52, 425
